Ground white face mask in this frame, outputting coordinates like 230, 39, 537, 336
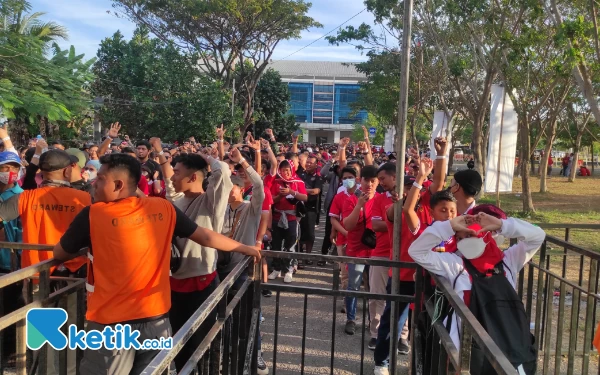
457, 237, 487, 259
493, 234, 506, 247
87, 171, 97, 181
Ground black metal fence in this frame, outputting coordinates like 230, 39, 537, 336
0, 243, 86, 375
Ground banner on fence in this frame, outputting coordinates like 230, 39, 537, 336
484, 84, 518, 193
430, 111, 452, 159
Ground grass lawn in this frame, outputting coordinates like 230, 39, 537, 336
476, 174, 600, 252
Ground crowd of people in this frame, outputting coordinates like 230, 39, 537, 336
0, 121, 546, 375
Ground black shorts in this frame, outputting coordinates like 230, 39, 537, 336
300, 210, 317, 242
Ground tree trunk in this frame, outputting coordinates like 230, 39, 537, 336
520, 118, 535, 213
540, 119, 558, 193
471, 116, 486, 177
568, 133, 583, 182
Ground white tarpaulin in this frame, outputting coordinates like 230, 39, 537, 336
484, 84, 518, 193
430, 111, 452, 159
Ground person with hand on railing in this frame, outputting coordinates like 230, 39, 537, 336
408, 205, 544, 375
148, 134, 233, 372
52, 153, 260, 375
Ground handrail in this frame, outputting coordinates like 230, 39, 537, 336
140, 257, 253, 375
535, 223, 600, 230
544, 235, 600, 261
261, 250, 417, 268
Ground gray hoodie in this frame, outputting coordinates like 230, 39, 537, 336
218, 166, 264, 274
166, 157, 233, 279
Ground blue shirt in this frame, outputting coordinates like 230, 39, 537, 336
0, 184, 23, 271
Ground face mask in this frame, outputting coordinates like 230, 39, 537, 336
87, 171, 97, 181
493, 234, 506, 247
0, 170, 19, 185
343, 179, 356, 189
457, 237, 487, 259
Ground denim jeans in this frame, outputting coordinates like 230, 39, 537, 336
374, 278, 415, 367
345, 263, 368, 321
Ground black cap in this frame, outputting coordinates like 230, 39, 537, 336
39, 149, 73, 172
454, 169, 483, 196
403, 175, 416, 186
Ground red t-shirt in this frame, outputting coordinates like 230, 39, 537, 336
371, 192, 392, 258
342, 195, 374, 258
270, 179, 307, 222
329, 191, 351, 246
264, 174, 275, 190
138, 176, 150, 196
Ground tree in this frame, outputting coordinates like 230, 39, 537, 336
111, 0, 321, 139
91, 28, 233, 142
250, 68, 298, 140
0, 1, 95, 141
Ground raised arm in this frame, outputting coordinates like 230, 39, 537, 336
261, 138, 277, 176
0, 123, 16, 154
404, 158, 434, 233
361, 126, 374, 166
430, 137, 449, 193
216, 124, 226, 161
338, 138, 350, 171
291, 133, 299, 154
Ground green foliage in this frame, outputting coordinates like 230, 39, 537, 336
251, 69, 299, 140
351, 113, 385, 145
112, 0, 321, 134
91, 27, 234, 142
0, 1, 95, 140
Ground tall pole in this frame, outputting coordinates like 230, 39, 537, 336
495, 86, 507, 207
390, 0, 414, 373
231, 79, 236, 118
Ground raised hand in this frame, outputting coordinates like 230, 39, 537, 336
339, 137, 350, 148
450, 215, 478, 235
149, 137, 162, 152
108, 122, 121, 139
248, 139, 261, 151
418, 158, 434, 178
362, 125, 369, 140
475, 212, 503, 234
260, 138, 271, 149
434, 137, 448, 155
0, 122, 8, 139
124, 135, 130, 141
291, 132, 299, 143
216, 124, 225, 139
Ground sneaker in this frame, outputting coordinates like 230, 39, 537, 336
257, 352, 269, 375
368, 338, 377, 350
398, 338, 410, 355
261, 315, 266, 323
268, 270, 280, 280
344, 320, 356, 335
283, 273, 293, 283
261, 289, 272, 298
373, 365, 389, 375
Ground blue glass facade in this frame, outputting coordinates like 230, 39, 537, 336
288, 83, 313, 123
287, 82, 366, 125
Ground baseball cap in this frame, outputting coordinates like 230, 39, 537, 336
39, 149, 73, 172
470, 204, 507, 219
65, 148, 86, 169
0, 152, 22, 166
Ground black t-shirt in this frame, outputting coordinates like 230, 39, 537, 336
60, 203, 198, 254
299, 171, 323, 211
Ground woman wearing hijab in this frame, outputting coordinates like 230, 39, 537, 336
268, 160, 307, 283
408, 206, 543, 375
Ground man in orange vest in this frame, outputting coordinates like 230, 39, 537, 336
0, 149, 91, 375
53, 154, 260, 375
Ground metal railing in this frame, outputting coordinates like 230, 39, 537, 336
140, 256, 260, 375
515, 232, 600, 374
0, 243, 86, 375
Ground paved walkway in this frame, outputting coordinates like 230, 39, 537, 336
260, 218, 410, 375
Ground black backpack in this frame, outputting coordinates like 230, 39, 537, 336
449, 259, 537, 375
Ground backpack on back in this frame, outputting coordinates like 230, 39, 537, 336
453, 259, 537, 375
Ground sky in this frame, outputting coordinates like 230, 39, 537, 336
29, 0, 376, 63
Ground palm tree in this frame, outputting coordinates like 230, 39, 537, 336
12, 12, 68, 44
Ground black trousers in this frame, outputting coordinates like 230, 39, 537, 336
170, 278, 218, 371
321, 203, 333, 255
271, 219, 298, 273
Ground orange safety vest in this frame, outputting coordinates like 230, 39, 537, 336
18, 186, 91, 272
594, 321, 600, 353
86, 197, 176, 324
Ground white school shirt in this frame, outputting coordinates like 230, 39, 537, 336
408, 218, 545, 350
